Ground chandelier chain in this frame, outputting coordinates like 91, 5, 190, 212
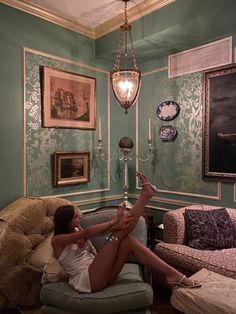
128, 29, 138, 69
112, 0, 138, 71
113, 27, 125, 70
124, 0, 128, 25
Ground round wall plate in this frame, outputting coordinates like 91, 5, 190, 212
156, 101, 180, 121
159, 125, 178, 142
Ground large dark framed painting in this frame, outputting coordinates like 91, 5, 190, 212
203, 64, 236, 181
53, 151, 90, 186
42, 66, 96, 129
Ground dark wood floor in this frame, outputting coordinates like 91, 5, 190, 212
150, 285, 176, 314
150, 269, 183, 314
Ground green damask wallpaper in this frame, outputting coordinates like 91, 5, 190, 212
1, 3, 235, 210
25, 50, 109, 197
138, 69, 218, 197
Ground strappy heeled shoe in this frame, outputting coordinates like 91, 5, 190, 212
168, 275, 201, 289
136, 171, 159, 193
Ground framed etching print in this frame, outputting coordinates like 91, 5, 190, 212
42, 67, 96, 129
53, 151, 90, 186
203, 64, 236, 181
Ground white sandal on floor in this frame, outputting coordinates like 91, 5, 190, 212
168, 275, 201, 289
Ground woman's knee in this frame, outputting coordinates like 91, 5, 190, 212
119, 235, 133, 250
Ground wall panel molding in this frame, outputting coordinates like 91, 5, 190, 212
23, 47, 110, 198
136, 66, 221, 203
130, 193, 204, 208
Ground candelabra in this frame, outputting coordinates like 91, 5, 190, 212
97, 118, 153, 208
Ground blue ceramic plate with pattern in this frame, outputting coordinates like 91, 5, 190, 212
156, 101, 180, 121
159, 125, 178, 142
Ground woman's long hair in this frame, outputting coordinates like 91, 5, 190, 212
53, 205, 75, 235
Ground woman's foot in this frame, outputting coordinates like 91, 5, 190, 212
136, 171, 158, 198
167, 274, 201, 289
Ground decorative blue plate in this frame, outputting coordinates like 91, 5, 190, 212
159, 125, 178, 142
156, 101, 180, 121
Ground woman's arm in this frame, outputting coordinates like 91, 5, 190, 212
52, 205, 133, 257
52, 219, 116, 248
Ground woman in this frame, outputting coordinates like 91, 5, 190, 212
52, 172, 201, 293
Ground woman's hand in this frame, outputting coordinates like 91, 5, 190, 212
110, 204, 134, 231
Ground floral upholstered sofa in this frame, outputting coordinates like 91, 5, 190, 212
154, 204, 236, 279
0, 196, 73, 309
0, 197, 153, 314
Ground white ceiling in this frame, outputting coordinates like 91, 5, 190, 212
26, 0, 146, 28
1, 0, 174, 37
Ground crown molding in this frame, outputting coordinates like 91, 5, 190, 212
1, 0, 175, 39
0, 0, 96, 38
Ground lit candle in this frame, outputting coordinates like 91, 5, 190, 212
98, 117, 102, 140
148, 118, 152, 141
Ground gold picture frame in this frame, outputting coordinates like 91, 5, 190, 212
42, 66, 96, 129
53, 151, 90, 186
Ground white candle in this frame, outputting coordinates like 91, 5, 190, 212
98, 117, 102, 140
148, 118, 152, 141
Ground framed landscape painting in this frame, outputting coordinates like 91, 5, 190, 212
42, 67, 96, 129
53, 151, 90, 186
203, 64, 236, 181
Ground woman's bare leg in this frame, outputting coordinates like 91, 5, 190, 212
108, 235, 197, 286
89, 173, 156, 292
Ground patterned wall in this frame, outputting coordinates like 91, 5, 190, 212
24, 50, 227, 204
24, 50, 110, 198
137, 69, 219, 198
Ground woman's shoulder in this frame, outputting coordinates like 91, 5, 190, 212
51, 234, 68, 258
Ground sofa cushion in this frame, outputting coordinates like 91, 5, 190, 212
0, 197, 46, 234
154, 242, 236, 279
0, 226, 32, 270
25, 233, 96, 285
184, 208, 235, 250
40, 263, 153, 314
24, 233, 68, 284
43, 197, 75, 218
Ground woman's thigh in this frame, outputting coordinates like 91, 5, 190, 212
88, 240, 120, 291
88, 228, 134, 291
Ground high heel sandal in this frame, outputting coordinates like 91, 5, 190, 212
168, 275, 201, 289
136, 171, 159, 193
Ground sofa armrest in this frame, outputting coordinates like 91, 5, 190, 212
163, 209, 186, 244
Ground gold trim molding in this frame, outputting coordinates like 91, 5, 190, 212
0, 0, 175, 39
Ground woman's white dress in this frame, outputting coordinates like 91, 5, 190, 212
58, 242, 95, 293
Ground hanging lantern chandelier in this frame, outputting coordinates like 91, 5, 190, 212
110, 0, 141, 114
